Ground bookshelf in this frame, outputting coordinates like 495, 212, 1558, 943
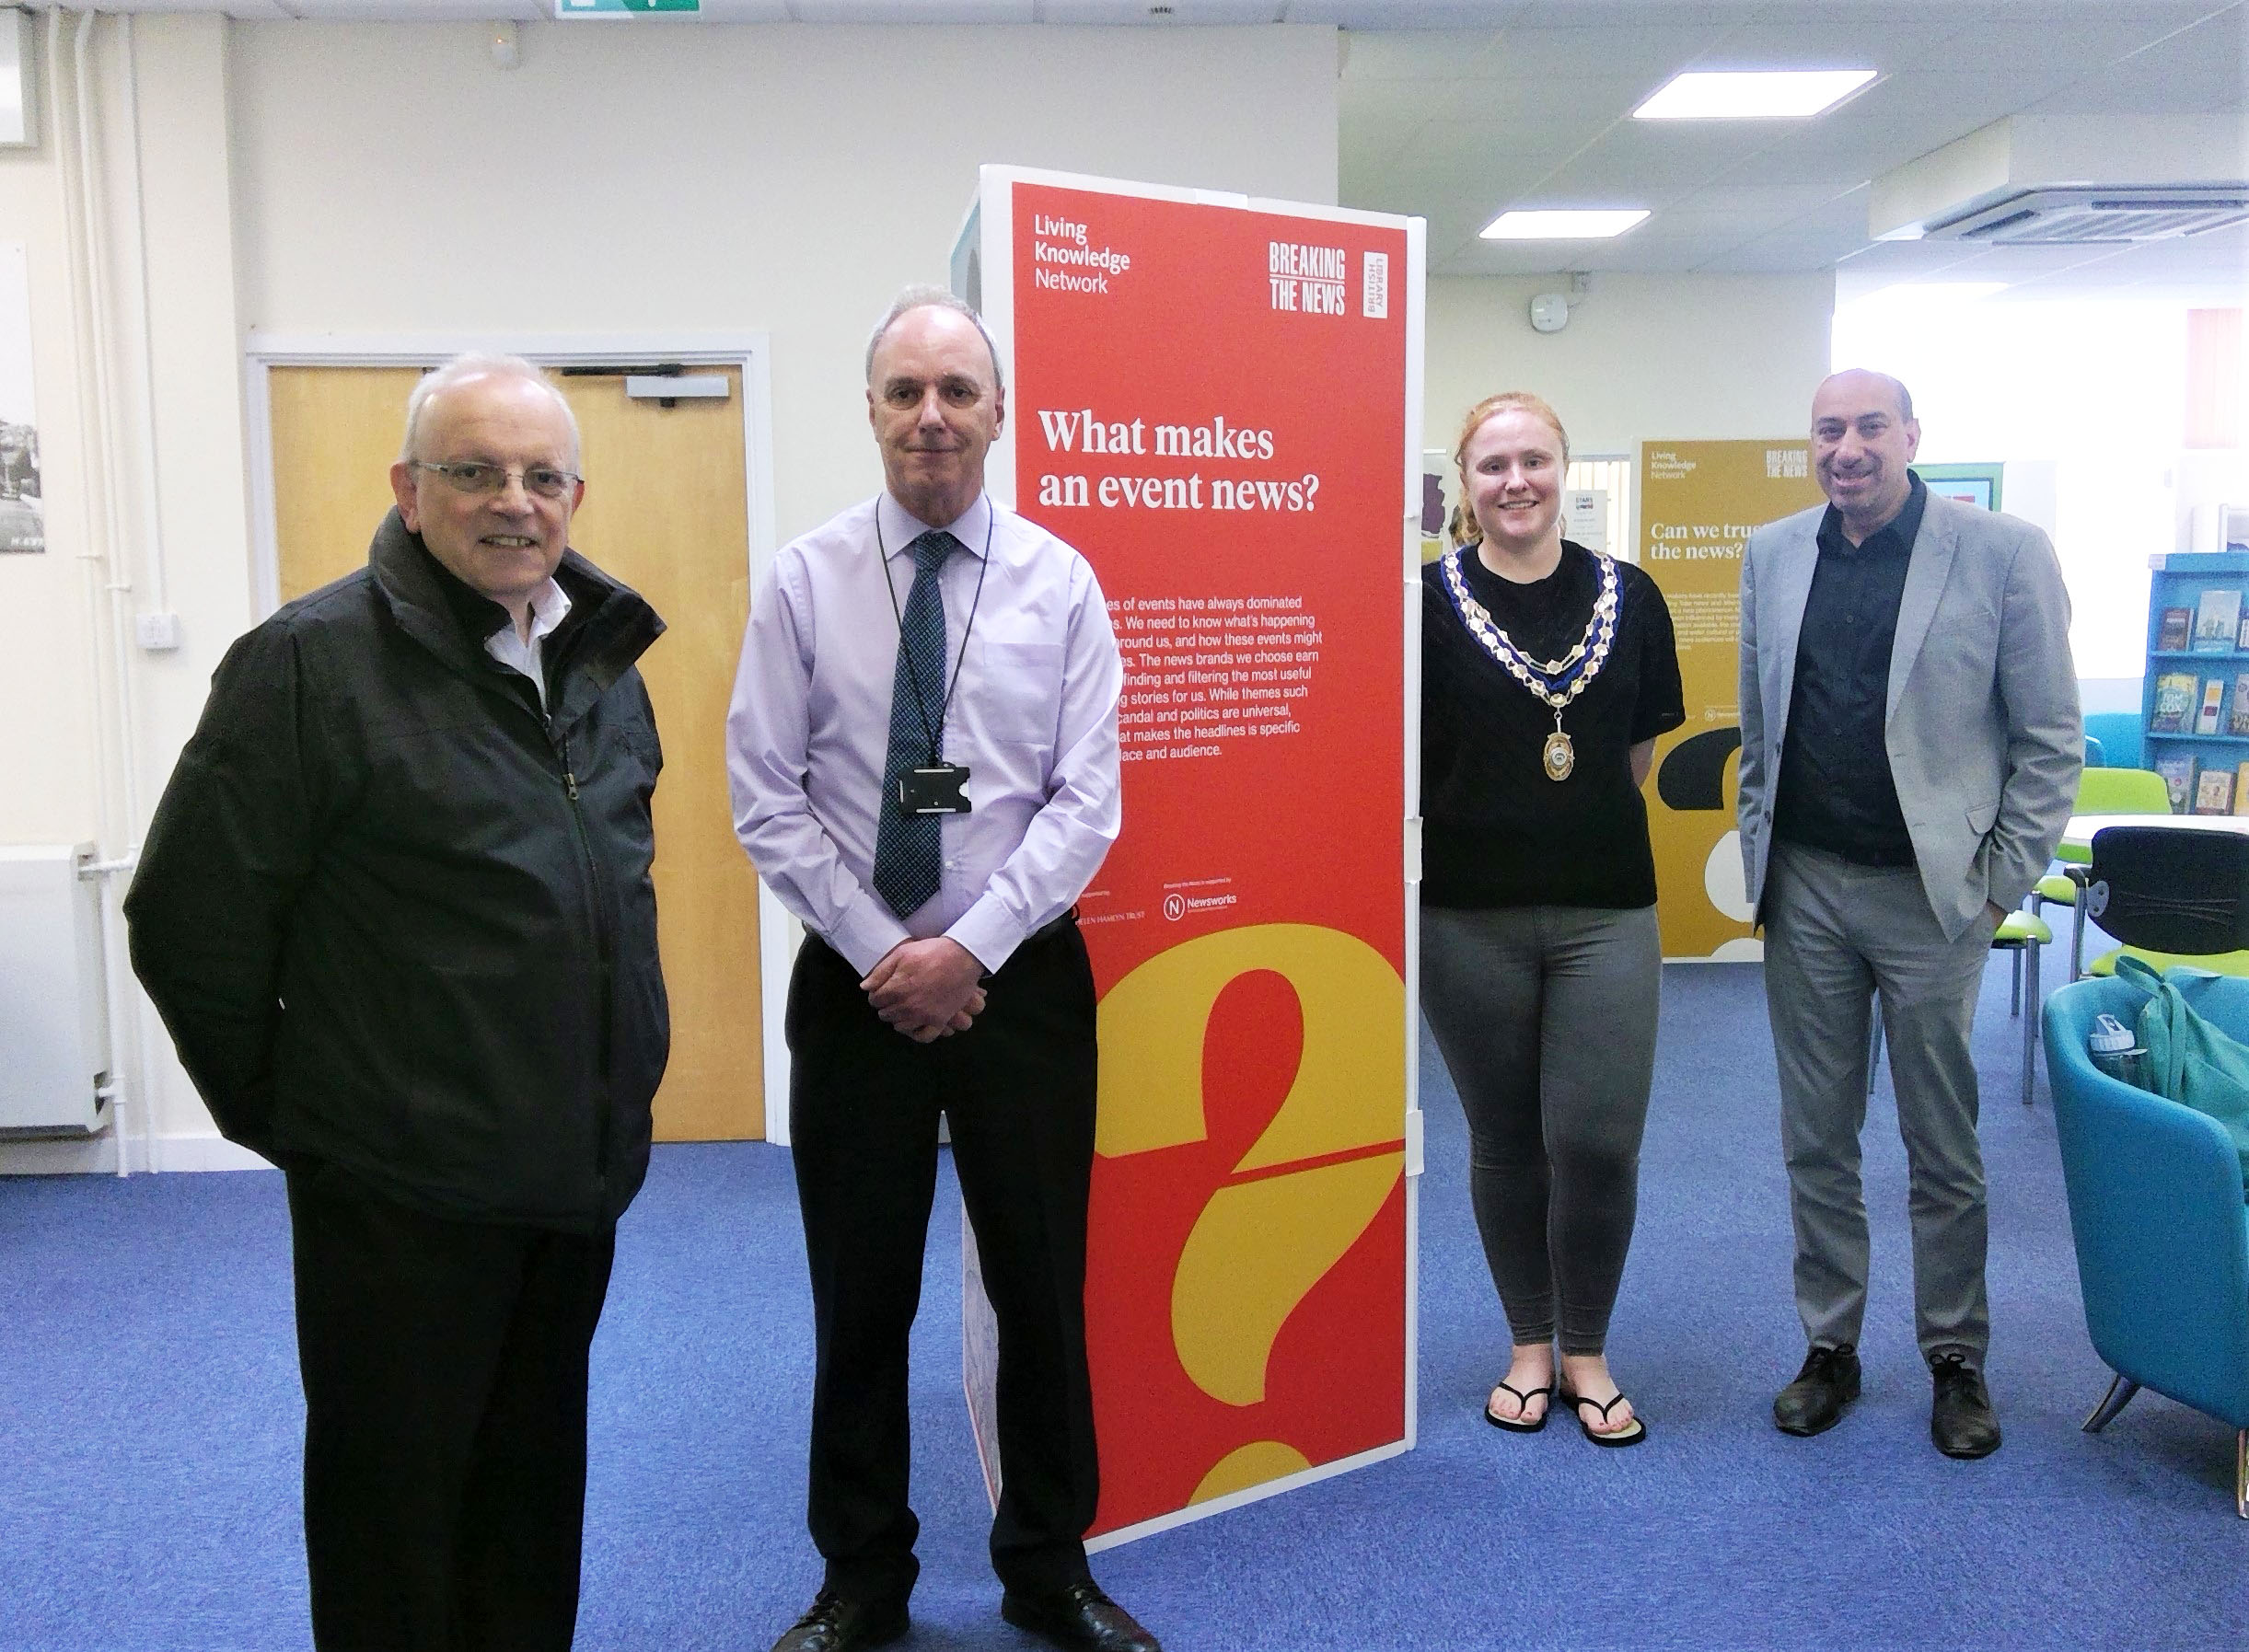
2143, 549, 2249, 815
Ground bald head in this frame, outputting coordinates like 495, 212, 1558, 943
1810, 369, 1921, 542
1820, 368, 1913, 423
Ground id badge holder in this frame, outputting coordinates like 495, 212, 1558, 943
898, 763, 972, 815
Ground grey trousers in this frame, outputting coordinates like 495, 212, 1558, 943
1763, 840, 1993, 1365
1420, 903, 1662, 1355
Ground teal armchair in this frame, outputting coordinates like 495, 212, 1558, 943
2041, 975, 2249, 1518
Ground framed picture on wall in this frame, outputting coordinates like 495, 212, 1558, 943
0, 242, 41, 555
1913, 463, 2003, 513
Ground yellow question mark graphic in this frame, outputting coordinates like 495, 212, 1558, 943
1098, 923, 1405, 1497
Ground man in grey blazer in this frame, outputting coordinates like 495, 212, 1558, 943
1737, 369, 2079, 1459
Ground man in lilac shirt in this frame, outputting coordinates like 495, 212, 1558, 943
728, 289, 1153, 1652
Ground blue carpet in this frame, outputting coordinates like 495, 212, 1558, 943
5, 955, 2245, 1650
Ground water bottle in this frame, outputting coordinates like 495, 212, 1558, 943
2086, 1013, 2147, 1088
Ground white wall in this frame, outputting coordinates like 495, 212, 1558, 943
0, 16, 105, 849
1833, 295, 2236, 693
1421, 271, 1837, 514
4, 17, 1342, 1166
228, 20, 1341, 545
0, 14, 249, 1173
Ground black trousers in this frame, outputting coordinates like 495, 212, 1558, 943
787, 919, 1101, 1604
285, 1162, 617, 1652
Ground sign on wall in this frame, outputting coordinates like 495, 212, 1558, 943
1917, 462, 2004, 513
956, 167, 1423, 1545
1639, 440, 1824, 959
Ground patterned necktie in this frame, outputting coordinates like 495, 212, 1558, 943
871, 529, 957, 918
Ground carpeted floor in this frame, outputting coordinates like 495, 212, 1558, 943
4, 955, 2243, 1650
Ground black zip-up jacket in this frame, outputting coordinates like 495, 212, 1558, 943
126, 511, 669, 1231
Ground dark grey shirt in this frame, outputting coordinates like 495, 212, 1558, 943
1773, 473, 1929, 868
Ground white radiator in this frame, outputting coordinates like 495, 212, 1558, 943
0, 844, 110, 1134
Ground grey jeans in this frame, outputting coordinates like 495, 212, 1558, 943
1420, 903, 1662, 1354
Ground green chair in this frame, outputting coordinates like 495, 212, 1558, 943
1992, 907, 2055, 1105
2085, 945, 2249, 980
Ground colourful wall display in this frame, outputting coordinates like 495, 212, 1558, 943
1638, 439, 1826, 959
956, 167, 1423, 1545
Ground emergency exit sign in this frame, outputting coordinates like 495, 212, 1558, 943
554, 0, 700, 14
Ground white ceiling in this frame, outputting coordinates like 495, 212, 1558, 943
57, 0, 2249, 302
1334, 1, 2248, 301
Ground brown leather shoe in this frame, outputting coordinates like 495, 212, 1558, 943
770, 1588, 909, 1652
1000, 1581, 1162, 1652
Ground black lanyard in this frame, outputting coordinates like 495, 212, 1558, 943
876, 504, 994, 760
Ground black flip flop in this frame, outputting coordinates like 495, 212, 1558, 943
1482, 1379, 1555, 1434
1558, 1386, 1646, 1448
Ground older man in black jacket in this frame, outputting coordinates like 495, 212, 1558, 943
127, 353, 667, 1652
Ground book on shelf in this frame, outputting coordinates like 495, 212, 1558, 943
2155, 753, 2197, 812
2158, 606, 2193, 650
2236, 762, 2249, 816
2196, 587, 2243, 652
2232, 675, 2249, 736
2237, 610, 2249, 650
2150, 670, 2198, 733
2195, 768, 2235, 814
2198, 676, 2228, 734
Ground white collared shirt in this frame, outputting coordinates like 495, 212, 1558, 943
483, 577, 572, 708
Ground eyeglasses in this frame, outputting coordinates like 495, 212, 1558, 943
410, 460, 582, 500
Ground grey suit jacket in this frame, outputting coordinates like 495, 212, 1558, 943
1735, 491, 2081, 942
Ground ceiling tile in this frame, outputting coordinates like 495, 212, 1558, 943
1478, 22, 1732, 82
288, 0, 540, 16
1339, 105, 1434, 167
1338, 29, 1503, 79
1672, 16, 1964, 73
1308, 3, 1526, 28
1526, 119, 1803, 203
1931, 13, 2199, 77
1033, 1, 1282, 20
1412, 74, 1645, 126
1675, 181, 1862, 215
787, 1, 1032, 18
2034, 20, 2249, 117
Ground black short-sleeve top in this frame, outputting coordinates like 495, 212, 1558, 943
1420, 540, 1686, 910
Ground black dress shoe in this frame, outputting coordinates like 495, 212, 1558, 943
1773, 1343, 1861, 1437
1930, 1350, 2002, 1459
1001, 1580, 1162, 1652
770, 1588, 909, 1652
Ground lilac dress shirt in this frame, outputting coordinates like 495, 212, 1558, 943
727, 491, 1123, 977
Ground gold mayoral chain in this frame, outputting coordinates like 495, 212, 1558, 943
1439, 547, 1620, 781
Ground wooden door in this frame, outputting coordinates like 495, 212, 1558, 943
267, 362, 765, 1140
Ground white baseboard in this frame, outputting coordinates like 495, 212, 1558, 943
0, 1129, 275, 1176
156, 1135, 276, 1173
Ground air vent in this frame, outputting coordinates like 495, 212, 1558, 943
1924, 184, 2249, 245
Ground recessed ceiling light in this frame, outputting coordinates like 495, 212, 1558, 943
1633, 69, 1877, 121
1479, 209, 1651, 240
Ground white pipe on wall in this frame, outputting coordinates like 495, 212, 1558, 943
118, 15, 168, 615
56, 9, 151, 1176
